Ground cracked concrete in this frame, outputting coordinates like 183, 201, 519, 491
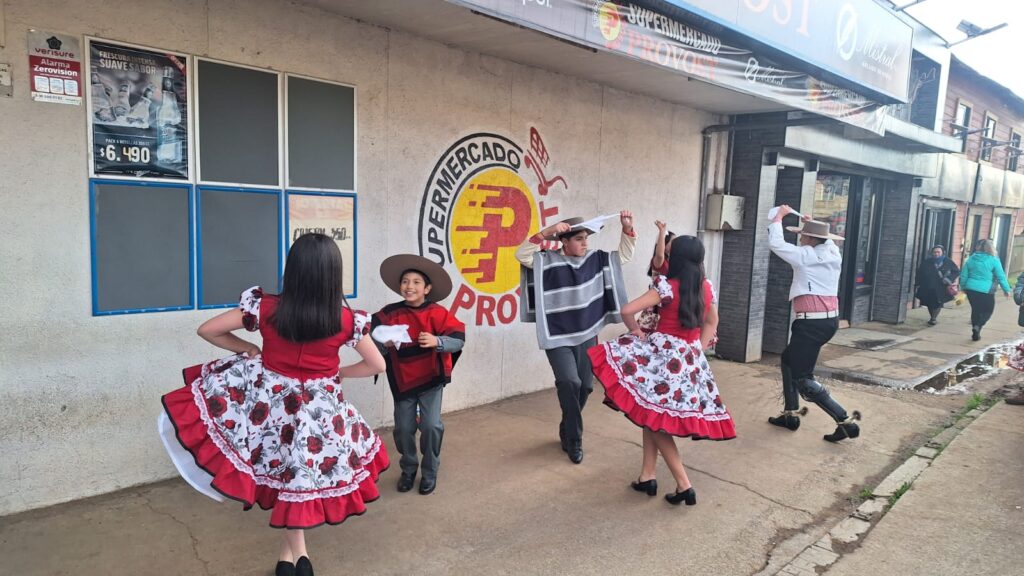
136, 490, 213, 576
686, 466, 816, 518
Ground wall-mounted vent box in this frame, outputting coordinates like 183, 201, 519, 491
705, 194, 744, 231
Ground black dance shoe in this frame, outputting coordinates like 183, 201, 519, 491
397, 472, 416, 493
295, 556, 314, 576
824, 412, 862, 443
631, 478, 658, 496
419, 477, 437, 495
665, 487, 697, 506
768, 407, 807, 431
275, 561, 295, 576
568, 441, 583, 464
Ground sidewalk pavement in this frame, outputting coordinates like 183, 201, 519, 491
0, 359, 964, 576
817, 297, 1023, 388
828, 400, 1024, 576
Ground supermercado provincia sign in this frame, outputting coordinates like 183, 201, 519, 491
447, 0, 888, 134
418, 128, 564, 326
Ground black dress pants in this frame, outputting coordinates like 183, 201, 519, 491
780, 317, 848, 422
544, 337, 597, 445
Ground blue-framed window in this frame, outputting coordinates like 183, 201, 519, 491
89, 179, 194, 315
285, 190, 358, 298
87, 54, 357, 316
196, 186, 283, 308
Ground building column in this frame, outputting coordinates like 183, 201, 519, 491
872, 177, 918, 323
715, 115, 787, 363
761, 164, 817, 354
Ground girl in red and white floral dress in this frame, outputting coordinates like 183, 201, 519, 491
589, 235, 735, 507
159, 233, 387, 576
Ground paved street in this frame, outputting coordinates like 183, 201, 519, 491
2, 303, 1021, 575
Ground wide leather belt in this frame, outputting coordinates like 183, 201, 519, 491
794, 310, 839, 320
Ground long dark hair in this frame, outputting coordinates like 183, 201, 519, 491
666, 235, 706, 329
270, 233, 349, 342
647, 231, 676, 276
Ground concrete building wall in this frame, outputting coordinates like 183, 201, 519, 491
0, 0, 715, 515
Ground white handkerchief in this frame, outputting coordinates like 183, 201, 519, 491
371, 324, 412, 349
768, 206, 803, 221
574, 213, 620, 234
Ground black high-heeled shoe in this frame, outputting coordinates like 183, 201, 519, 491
664, 487, 697, 506
275, 560, 296, 576
295, 556, 314, 576
630, 478, 658, 496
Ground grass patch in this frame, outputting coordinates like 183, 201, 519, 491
887, 482, 911, 506
964, 393, 985, 412
858, 488, 874, 500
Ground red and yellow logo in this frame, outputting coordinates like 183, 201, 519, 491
595, 1, 623, 44
451, 170, 540, 295
418, 129, 566, 325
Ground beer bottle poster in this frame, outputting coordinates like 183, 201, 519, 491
88, 41, 188, 179
288, 193, 356, 297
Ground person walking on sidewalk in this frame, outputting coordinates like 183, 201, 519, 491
960, 239, 1011, 341
766, 205, 861, 443
589, 235, 735, 507
517, 211, 636, 464
915, 245, 960, 326
371, 255, 466, 496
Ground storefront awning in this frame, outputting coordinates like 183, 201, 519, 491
301, 0, 794, 115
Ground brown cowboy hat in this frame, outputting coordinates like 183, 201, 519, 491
379, 254, 453, 302
541, 217, 602, 241
786, 219, 844, 241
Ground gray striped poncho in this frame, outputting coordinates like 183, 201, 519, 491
520, 249, 628, 349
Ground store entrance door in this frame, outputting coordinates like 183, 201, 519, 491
814, 174, 884, 324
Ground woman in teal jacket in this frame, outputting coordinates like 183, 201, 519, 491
960, 239, 1010, 341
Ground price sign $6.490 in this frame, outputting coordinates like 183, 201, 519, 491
99, 144, 152, 164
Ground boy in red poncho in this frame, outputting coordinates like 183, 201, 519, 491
372, 254, 466, 495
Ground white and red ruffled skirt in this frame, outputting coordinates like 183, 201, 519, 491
588, 332, 736, 440
159, 353, 389, 528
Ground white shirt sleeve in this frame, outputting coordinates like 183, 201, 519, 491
515, 237, 541, 268
618, 230, 637, 264
767, 221, 808, 267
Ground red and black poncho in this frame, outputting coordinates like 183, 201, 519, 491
371, 302, 466, 400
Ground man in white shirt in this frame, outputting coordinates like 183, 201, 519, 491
766, 205, 860, 443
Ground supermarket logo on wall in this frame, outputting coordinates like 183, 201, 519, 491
418, 128, 566, 326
